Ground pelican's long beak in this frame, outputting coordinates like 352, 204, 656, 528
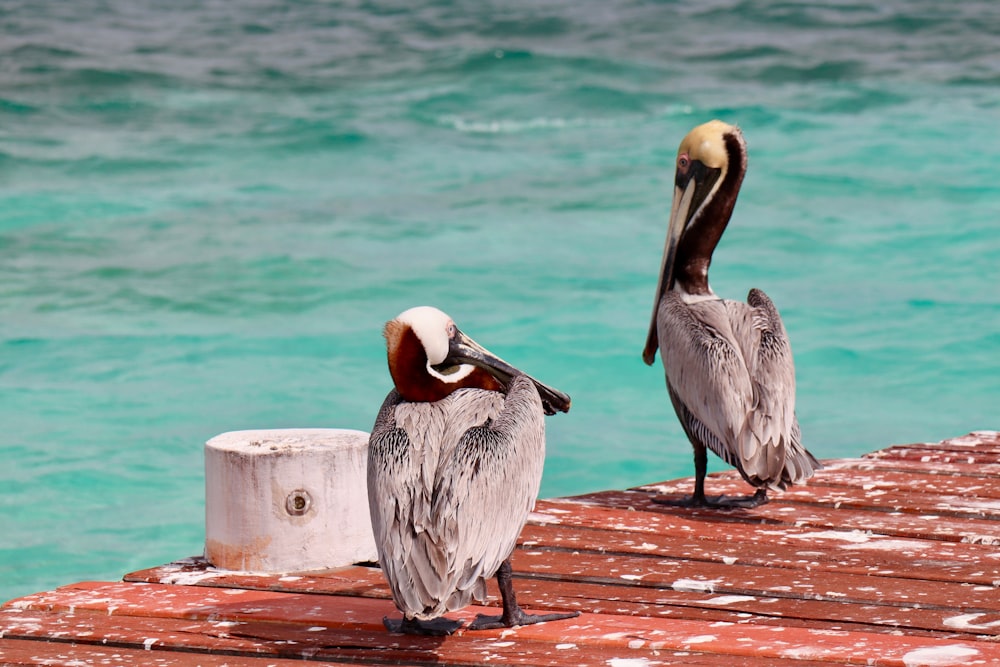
642, 180, 698, 365
433, 329, 571, 415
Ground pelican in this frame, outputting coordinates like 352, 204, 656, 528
367, 306, 579, 635
642, 120, 821, 508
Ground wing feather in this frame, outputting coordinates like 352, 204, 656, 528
430, 375, 545, 608
367, 390, 434, 615
738, 288, 821, 487
657, 292, 755, 472
657, 289, 820, 490
367, 376, 545, 620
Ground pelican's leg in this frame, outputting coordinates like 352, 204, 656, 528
692, 443, 709, 504
383, 615, 463, 636
653, 444, 711, 507
654, 445, 769, 508
468, 560, 580, 630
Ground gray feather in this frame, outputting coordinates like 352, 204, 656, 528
367, 375, 545, 620
657, 289, 820, 491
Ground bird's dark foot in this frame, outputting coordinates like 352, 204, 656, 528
468, 607, 580, 631
383, 615, 463, 636
653, 489, 768, 509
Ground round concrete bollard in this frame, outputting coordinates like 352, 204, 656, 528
204, 428, 378, 572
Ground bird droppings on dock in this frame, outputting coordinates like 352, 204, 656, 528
3, 432, 1000, 665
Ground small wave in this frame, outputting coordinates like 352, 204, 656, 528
52, 67, 178, 90
757, 60, 866, 84
5, 44, 82, 60
438, 115, 602, 134
437, 103, 695, 134
0, 98, 41, 115
697, 45, 790, 62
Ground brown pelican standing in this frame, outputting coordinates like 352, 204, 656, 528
367, 306, 579, 635
643, 120, 821, 508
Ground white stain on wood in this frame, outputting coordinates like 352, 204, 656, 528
943, 613, 1000, 631
902, 645, 979, 666
704, 595, 756, 606
672, 578, 721, 593
204, 428, 377, 572
682, 635, 717, 644
606, 659, 653, 667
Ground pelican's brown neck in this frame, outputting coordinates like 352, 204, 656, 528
673, 130, 747, 296
384, 320, 503, 403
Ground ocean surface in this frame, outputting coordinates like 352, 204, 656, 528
2, 0, 998, 603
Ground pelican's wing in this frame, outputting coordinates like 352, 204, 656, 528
367, 389, 439, 616
738, 288, 821, 487
657, 292, 756, 475
429, 375, 545, 609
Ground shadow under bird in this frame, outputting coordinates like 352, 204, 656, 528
367, 306, 579, 635
643, 120, 821, 508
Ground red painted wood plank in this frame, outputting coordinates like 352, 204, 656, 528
814, 463, 1000, 493
512, 576, 1000, 638
0, 596, 831, 667
636, 475, 1000, 521
124, 557, 391, 597
130, 504, 1000, 594
866, 447, 1000, 466
0, 637, 376, 667
7, 583, 1000, 666
35, 544, 1000, 638
519, 522, 1000, 587
878, 432, 1000, 453
507, 547, 1000, 614
124, 554, 999, 638
832, 457, 1000, 480
552, 490, 1000, 544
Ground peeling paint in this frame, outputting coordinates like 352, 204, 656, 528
682, 635, 717, 644
943, 614, 1000, 631
704, 595, 755, 606
672, 578, 720, 593
902, 645, 979, 666
787, 530, 871, 543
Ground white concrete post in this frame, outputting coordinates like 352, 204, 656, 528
204, 428, 378, 572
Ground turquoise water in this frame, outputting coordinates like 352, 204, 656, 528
2, 1, 998, 603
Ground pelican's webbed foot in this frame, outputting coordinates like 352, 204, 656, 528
383, 615, 463, 636
469, 608, 579, 631
468, 557, 580, 631
653, 488, 768, 509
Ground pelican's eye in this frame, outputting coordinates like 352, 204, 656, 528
446, 322, 457, 339
677, 155, 690, 171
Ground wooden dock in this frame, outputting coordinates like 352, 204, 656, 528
3, 432, 1000, 666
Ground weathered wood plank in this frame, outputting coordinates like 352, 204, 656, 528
877, 432, 1000, 453
523, 515, 1000, 586
830, 457, 1000, 480
866, 447, 1000, 466
508, 547, 1000, 614
636, 476, 1000, 521
0, 637, 376, 667
124, 557, 391, 597
0, 596, 832, 667
7, 584, 1000, 666
812, 463, 1000, 494
502, 576, 981, 638
123, 556, 992, 638
555, 490, 1000, 544
128, 512, 1000, 594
